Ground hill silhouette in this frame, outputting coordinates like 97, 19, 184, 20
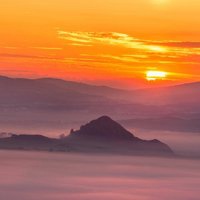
69, 116, 137, 141
65, 116, 174, 155
0, 116, 173, 156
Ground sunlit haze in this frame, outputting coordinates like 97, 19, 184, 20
0, 2, 200, 199
1, 0, 200, 89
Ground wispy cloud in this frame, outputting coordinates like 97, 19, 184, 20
151, 41, 200, 48
58, 31, 200, 58
30, 47, 63, 50
0, 53, 61, 61
58, 31, 166, 52
1, 31, 200, 84
1, 46, 19, 50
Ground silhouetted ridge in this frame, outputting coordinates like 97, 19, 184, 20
0, 76, 12, 81
70, 116, 137, 141
0, 116, 174, 156
11, 134, 51, 141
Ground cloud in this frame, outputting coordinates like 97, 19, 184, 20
1, 46, 19, 49
58, 31, 200, 58
1, 31, 200, 82
58, 31, 163, 52
0, 151, 200, 200
70, 43, 93, 47
30, 47, 63, 50
0, 46, 63, 51
0, 53, 61, 61
152, 41, 200, 48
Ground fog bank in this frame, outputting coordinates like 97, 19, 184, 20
0, 151, 199, 200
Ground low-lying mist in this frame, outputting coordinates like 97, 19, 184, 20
134, 129, 200, 157
1, 120, 199, 157
0, 150, 199, 200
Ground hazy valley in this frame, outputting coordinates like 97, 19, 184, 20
0, 76, 199, 157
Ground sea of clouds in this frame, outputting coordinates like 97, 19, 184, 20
0, 150, 199, 200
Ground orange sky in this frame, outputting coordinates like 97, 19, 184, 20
1, 0, 200, 88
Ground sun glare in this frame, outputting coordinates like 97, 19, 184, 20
148, 45, 167, 53
146, 70, 167, 81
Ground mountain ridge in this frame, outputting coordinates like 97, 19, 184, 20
1, 75, 200, 92
0, 75, 199, 133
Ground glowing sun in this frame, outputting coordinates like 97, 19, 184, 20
146, 71, 167, 81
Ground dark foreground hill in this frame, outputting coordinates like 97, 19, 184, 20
0, 116, 173, 156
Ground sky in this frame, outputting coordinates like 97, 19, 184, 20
1, 0, 200, 88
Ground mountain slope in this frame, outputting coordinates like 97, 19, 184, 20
132, 81, 200, 107
0, 76, 124, 110
120, 117, 200, 133
36, 77, 128, 98
0, 134, 57, 150
69, 116, 137, 140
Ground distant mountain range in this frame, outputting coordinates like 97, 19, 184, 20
0, 75, 129, 103
0, 75, 117, 109
0, 75, 199, 108
131, 81, 200, 108
0, 116, 173, 156
120, 117, 200, 133
0, 75, 199, 133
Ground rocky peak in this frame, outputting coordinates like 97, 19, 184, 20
69, 116, 136, 141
